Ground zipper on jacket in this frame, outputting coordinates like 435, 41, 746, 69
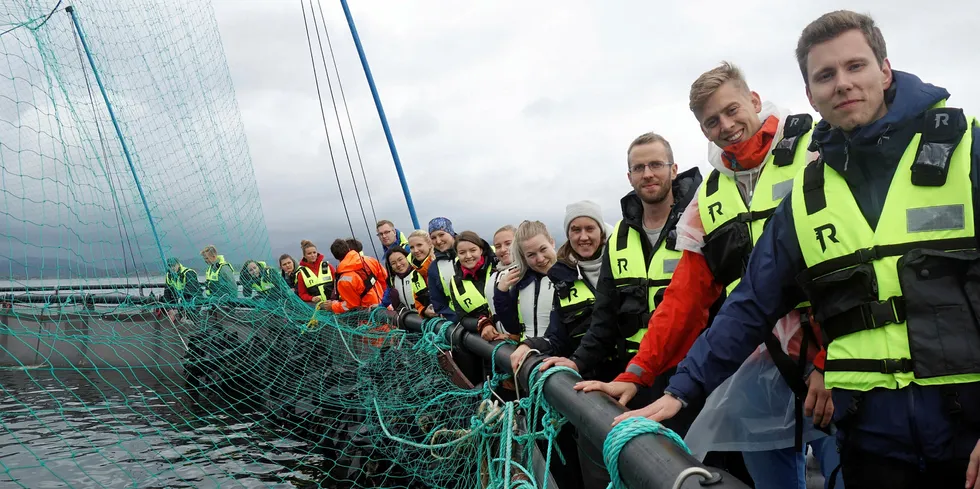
532, 278, 541, 337
907, 387, 926, 472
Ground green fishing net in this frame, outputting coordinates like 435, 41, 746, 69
0, 1, 566, 487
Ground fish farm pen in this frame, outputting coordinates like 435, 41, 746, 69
0, 0, 749, 487
0, 282, 748, 488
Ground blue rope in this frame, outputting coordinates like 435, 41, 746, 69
67, 7, 168, 271
602, 417, 691, 489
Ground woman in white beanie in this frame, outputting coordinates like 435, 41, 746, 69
508, 200, 616, 379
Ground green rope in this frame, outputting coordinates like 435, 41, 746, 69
414, 317, 453, 354
603, 416, 692, 489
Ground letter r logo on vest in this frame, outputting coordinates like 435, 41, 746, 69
569, 288, 578, 299
708, 202, 723, 222
616, 258, 629, 275
788, 116, 800, 127
463, 298, 472, 308
935, 112, 950, 128
814, 223, 839, 252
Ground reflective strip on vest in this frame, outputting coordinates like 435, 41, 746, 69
698, 122, 813, 294
516, 275, 554, 339
299, 261, 334, 296
450, 265, 493, 315
791, 108, 980, 391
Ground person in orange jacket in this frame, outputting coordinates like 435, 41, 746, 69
321, 239, 384, 314
345, 237, 388, 295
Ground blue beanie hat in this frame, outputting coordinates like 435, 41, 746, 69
427, 217, 455, 236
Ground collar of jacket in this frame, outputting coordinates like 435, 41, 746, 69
809, 70, 950, 186
434, 248, 456, 261
548, 260, 578, 283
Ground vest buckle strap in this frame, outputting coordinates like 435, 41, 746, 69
612, 277, 671, 288
823, 357, 915, 374
823, 297, 907, 342
862, 297, 906, 330
734, 208, 776, 224
854, 246, 880, 264
881, 358, 915, 374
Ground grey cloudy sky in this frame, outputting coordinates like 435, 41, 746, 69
211, 0, 980, 258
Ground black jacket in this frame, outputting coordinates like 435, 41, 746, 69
570, 167, 702, 375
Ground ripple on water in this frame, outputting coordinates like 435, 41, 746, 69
0, 369, 343, 488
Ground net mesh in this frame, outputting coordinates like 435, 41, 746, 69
0, 1, 565, 488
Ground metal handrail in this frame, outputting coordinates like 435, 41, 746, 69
389, 310, 749, 489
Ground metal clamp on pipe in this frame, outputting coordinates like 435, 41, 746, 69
387, 310, 748, 489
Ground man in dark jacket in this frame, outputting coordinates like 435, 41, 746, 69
628, 10, 980, 489
538, 132, 701, 489
540, 133, 701, 389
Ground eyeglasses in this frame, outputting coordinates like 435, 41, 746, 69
376, 230, 394, 237
629, 161, 672, 174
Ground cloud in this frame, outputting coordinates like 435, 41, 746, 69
208, 0, 978, 263
5, 0, 980, 279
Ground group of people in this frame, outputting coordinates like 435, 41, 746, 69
163, 10, 980, 489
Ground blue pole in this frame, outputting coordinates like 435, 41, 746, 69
338, 0, 420, 229
67, 6, 168, 270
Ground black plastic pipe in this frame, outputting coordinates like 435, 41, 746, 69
391, 310, 748, 489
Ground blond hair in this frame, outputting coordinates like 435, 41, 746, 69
494, 225, 516, 238
689, 61, 750, 118
200, 245, 217, 257
376, 219, 395, 230
626, 132, 674, 167
796, 10, 887, 85
300, 239, 317, 252
511, 220, 554, 281
407, 229, 431, 243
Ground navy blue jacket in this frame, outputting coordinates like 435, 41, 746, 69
427, 249, 458, 322
379, 228, 408, 308
492, 268, 550, 337
522, 262, 577, 356
666, 71, 980, 462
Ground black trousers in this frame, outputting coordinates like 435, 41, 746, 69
841, 448, 969, 489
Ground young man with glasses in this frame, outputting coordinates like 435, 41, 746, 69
539, 132, 702, 488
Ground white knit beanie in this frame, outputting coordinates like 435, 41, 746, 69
564, 200, 613, 237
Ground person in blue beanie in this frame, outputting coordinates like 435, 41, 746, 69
426, 217, 458, 322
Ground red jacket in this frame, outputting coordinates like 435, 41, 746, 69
331, 250, 384, 313
615, 250, 826, 386
296, 253, 336, 302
